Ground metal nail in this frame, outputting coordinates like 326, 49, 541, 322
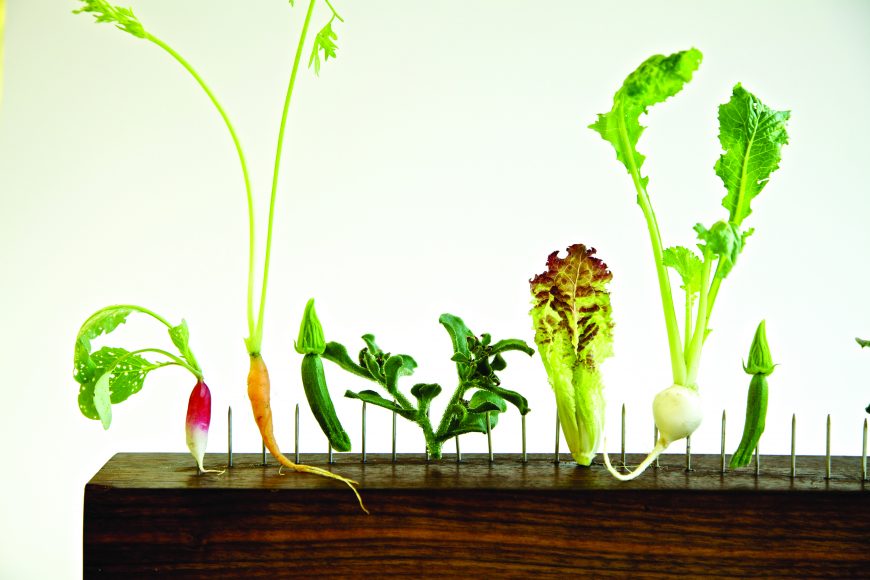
294, 403, 300, 464
362, 402, 367, 464
825, 414, 831, 480
455, 435, 461, 463
328, 441, 334, 464
521, 413, 528, 464
621, 403, 626, 467
227, 406, 233, 468
486, 411, 494, 463
261, 440, 267, 466
554, 411, 561, 464
720, 409, 726, 474
755, 443, 760, 476
391, 405, 397, 464
685, 435, 693, 472
791, 413, 796, 478
862, 418, 867, 481
654, 425, 659, 468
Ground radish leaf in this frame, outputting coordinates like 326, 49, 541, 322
717, 84, 790, 226
93, 373, 113, 430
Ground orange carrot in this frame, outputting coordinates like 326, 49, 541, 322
247, 353, 368, 513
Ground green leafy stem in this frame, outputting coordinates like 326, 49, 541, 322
73, 304, 204, 429
321, 314, 534, 459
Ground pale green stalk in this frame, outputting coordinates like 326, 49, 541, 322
685, 254, 713, 387
145, 34, 257, 344
616, 106, 687, 386
251, 0, 317, 354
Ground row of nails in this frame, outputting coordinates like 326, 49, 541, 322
227, 403, 869, 481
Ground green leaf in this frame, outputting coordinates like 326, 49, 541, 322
384, 354, 417, 393
476, 382, 530, 415
344, 389, 416, 420
694, 221, 746, 278
308, 19, 338, 76
468, 390, 507, 414
360, 349, 385, 382
716, 84, 790, 226
77, 347, 158, 420
93, 373, 113, 430
410, 383, 442, 415
73, 0, 147, 39
361, 334, 382, 356
530, 244, 614, 466
168, 319, 201, 373
663, 246, 704, 296
322, 341, 372, 379
590, 49, 702, 188
489, 338, 535, 357
74, 306, 133, 386
490, 354, 506, 371
857, 337, 870, 348
439, 314, 474, 357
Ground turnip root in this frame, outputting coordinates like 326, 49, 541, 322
603, 384, 702, 480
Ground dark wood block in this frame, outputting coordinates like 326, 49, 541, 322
84, 453, 869, 578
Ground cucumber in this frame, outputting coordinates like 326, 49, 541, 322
301, 353, 352, 452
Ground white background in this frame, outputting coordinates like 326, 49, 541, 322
1, 0, 869, 576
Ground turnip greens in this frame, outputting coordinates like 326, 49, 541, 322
590, 49, 790, 479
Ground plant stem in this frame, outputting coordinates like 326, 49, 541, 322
685, 254, 713, 387
616, 104, 686, 385
109, 347, 202, 380
684, 293, 693, 357
433, 381, 469, 441
145, 34, 257, 343
252, 0, 318, 354
108, 304, 173, 329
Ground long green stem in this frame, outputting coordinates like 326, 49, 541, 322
146, 34, 257, 343
685, 255, 713, 387
616, 106, 686, 385
251, 0, 318, 354
684, 294, 693, 357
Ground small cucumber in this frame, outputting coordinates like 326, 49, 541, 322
301, 353, 351, 452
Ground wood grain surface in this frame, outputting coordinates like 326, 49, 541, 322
84, 453, 869, 578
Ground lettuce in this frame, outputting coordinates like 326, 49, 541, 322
530, 244, 614, 465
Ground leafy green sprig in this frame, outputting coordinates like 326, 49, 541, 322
320, 314, 534, 459
591, 50, 790, 389
73, 305, 203, 429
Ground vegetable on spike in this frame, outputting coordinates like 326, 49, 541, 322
72, 305, 221, 472
296, 299, 352, 452
311, 310, 533, 459
247, 354, 367, 513
529, 244, 614, 465
730, 320, 774, 469
73, 0, 363, 502
186, 380, 222, 474
590, 49, 790, 480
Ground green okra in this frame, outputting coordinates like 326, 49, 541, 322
730, 320, 775, 469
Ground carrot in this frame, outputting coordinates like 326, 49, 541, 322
247, 353, 368, 513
